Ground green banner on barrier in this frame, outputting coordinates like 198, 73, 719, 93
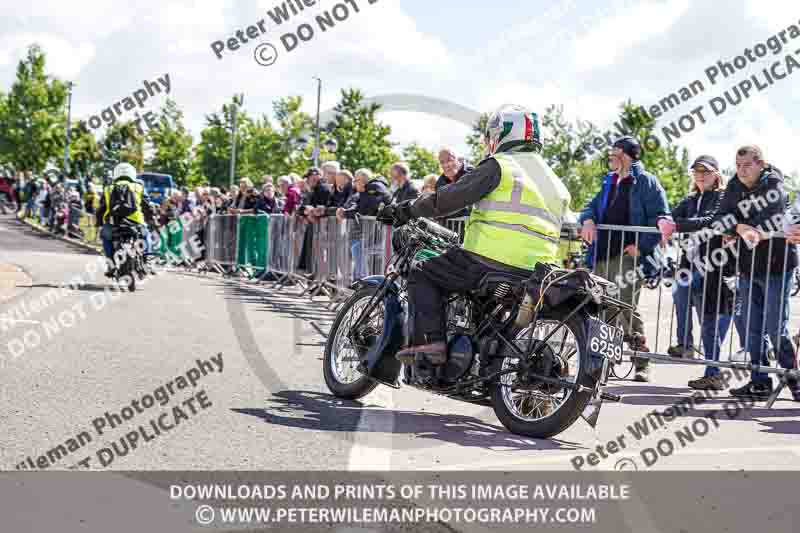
156, 218, 185, 262
237, 215, 269, 269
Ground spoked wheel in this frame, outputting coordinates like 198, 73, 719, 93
490, 311, 592, 439
323, 286, 384, 399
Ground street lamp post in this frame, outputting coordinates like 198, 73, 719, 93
63, 81, 74, 176
229, 93, 243, 190
313, 77, 322, 168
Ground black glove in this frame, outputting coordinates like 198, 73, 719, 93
376, 204, 397, 225
392, 200, 414, 228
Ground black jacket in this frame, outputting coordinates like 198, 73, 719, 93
668, 188, 734, 315
327, 183, 353, 208
434, 162, 475, 219
688, 166, 798, 277
392, 180, 420, 204
255, 195, 279, 214
298, 182, 332, 216
412, 158, 500, 220
342, 179, 392, 219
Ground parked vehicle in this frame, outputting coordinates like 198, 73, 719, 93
140, 173, 175, 205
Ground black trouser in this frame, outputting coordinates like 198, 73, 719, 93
407, 247, 530, 346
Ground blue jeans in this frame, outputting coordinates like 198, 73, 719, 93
101, 224, 114, 259
673, 271, 702, 347
701, 313, 732, 378
737, 273, 797, 383
141, 227, 153, 255
351, 239, 364, 282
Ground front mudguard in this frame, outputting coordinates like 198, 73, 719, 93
351, 276, 405, 386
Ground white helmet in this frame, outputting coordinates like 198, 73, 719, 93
112, 162, 137, 181
484, 104, 542, 156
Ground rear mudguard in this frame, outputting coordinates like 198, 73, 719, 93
351, 276, 405, 386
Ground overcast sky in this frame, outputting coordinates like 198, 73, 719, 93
1, 0, 798, 175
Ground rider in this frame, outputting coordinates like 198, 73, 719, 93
96, 162, 152, 275
384, 104, 572, 367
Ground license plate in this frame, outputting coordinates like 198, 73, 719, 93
587, 317, 623, 366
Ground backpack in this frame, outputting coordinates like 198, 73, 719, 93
108, 181, 138, 220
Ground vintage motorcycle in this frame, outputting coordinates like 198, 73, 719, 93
323, 217, 633, 438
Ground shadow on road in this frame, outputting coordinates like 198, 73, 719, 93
25, 282, 117, 292
217, 283, 336, 324
0, 215, 96, 255
233, 389, 582, 452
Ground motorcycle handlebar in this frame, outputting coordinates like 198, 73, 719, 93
416, 217, 459, 244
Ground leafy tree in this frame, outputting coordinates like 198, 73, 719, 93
99, 120, 146, 179
195, 95, 252, 188
146, 98, 193, 186
401, 143, 439, 179
239, 96, 317, 182
541, 104, 607, 211
325, 89, 395, 175
0, 45, 67, 173
67, 121, 101, 176
241, 114, 281, 184
613, 101, 689, 207
465, 113, 489, 164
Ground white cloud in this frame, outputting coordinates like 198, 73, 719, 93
0, 0, 797, 179
0, 34, 95, 79
571, 0, 691, 71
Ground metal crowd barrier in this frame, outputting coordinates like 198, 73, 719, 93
206, 215, 239, 269
302, 216, 393, 303
591, 222, 800, 405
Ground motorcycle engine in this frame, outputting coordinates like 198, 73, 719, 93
442, 335, 475, 382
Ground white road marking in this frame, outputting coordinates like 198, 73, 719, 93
438, 444, 800, 471
0, 318, 40, 325
347, 384, 396, 471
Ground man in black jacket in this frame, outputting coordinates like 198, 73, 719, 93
297, 167, 332, 272
435, 148, 473, 220
390, 162, 419, 204
660, 146, 799, 401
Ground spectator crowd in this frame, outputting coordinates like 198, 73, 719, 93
5, 140, 800, 400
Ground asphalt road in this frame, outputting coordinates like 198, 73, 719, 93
2, 212, 799, 476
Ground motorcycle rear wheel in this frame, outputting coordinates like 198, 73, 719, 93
490, 311, 592, 439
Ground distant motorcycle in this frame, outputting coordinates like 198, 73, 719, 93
110, 225, 148, 292
323, 217, 632, 439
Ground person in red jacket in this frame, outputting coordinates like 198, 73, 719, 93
278, 175, 301, 215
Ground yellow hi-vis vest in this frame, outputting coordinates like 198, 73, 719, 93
103, 178, 145, 225
463, 152, 571, 270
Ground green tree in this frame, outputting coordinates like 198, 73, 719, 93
614, 101, 690, 207
146, 98, 194, 186
465, 113, 489, 164
99, 120, 146, 178
401, 143, 439, 178
67, 121, 101, 176
195, 95, 252, 187
239, 96, 318, 182
325, 89, 395, 175
0, 44, 67, 173
541, 104, 607, 211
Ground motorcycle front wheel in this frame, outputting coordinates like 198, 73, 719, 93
490, 310, 592, 439
323, 286, 383, 400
